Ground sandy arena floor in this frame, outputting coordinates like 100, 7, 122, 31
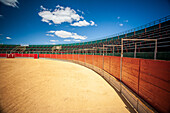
0, 58, 134, 113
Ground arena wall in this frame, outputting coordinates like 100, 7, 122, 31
1, 53, 169, 113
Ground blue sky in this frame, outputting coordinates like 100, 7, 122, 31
0, 0, 169, 45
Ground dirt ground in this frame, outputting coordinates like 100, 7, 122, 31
0, 58, 133, 113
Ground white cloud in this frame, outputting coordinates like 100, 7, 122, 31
51, 30, 87, 40
46, 34, 54, 37
117, 16, 120, 19
119, 23, 123, 26
64, 39, 71, 42
38, 5, 83, 25
41, 18, 50, 23
50, 43, 56, 45
38, 5, 96, 27
47, 30, 55, 33
124, 20, 128, 22
6, 37, 11, 39
70, 20, 90, 27
77, 9, 80, 12
77, 9, 84, 14
0, 0, 19, 8
73, 40, 81, 42
40, 5, 47, 10
90, 20, 97, 26
71, 20, 96, 27
50, 40, 58, 42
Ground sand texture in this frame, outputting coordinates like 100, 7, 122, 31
0, 58, 134, 113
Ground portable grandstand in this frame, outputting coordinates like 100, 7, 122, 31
0, 15, 170, 113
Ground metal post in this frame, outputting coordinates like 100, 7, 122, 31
106, 48, 107, 56
67, 50, 68, 60
78, 50, 79, 62
120, 39, 123, 93
154, 40, 157, 60
103, 45, 104, 70
113, 47, 114, 56
72, 50, 74, 60
93, 50, 94, 66
55, 52, 56, 59
134, 43, 137, 58
61, 52, 63, 59
85, 50, 86, 64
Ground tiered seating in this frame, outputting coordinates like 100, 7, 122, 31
0, 16, 169, 60
0, 45, 19, 53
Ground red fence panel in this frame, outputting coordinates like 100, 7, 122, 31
94, 55, 98, 67
73, 54, 78, 61
122, 57, 140, 93
110, 56, 120, 80
62, 54, 67, 59
94, 55, 103, 69
29, 54, 35, 57
98, 55, 103, 69
15, 53, 22, 57
51, 54, 56, 59
104, 56, 111, 73
139, 59, 170, 113
79, 55, 85, 62
0, 53, 6, 57
57, 54, 62, 59
67, 54, 73, 60
39, 54, 44, 58
86, 55, 93, 65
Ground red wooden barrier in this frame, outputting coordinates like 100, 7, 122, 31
67, 54, 72, 60
86, 55, 93, 65
0, 53, 6, 57
139, 59, 170, 113
98, 55, 103, 69
79, 55, 85, 62
39, 54, 44, 58
122, 57, 140, 93
104, 56, 111, 73
110, 56, 120, 80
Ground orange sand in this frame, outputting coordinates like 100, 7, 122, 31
0, 58, 134, 113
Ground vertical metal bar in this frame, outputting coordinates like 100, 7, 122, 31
120, 39, 123, 93
73, 50, 74, 60
67, 50, 68, 60
93, 49, 94, 66
78, 50, 79, 62
154, 40, 157, 60
103, 45, 104, 70
134, 43, 137, 58
29, 51, 30, 58
61, 51, 62, 59
113, 47, 114, 56
85, 50, 86, 64
120, 39, 123, 82
106, 48, 107, 56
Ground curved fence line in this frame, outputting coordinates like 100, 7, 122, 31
0, 53, 169, 113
